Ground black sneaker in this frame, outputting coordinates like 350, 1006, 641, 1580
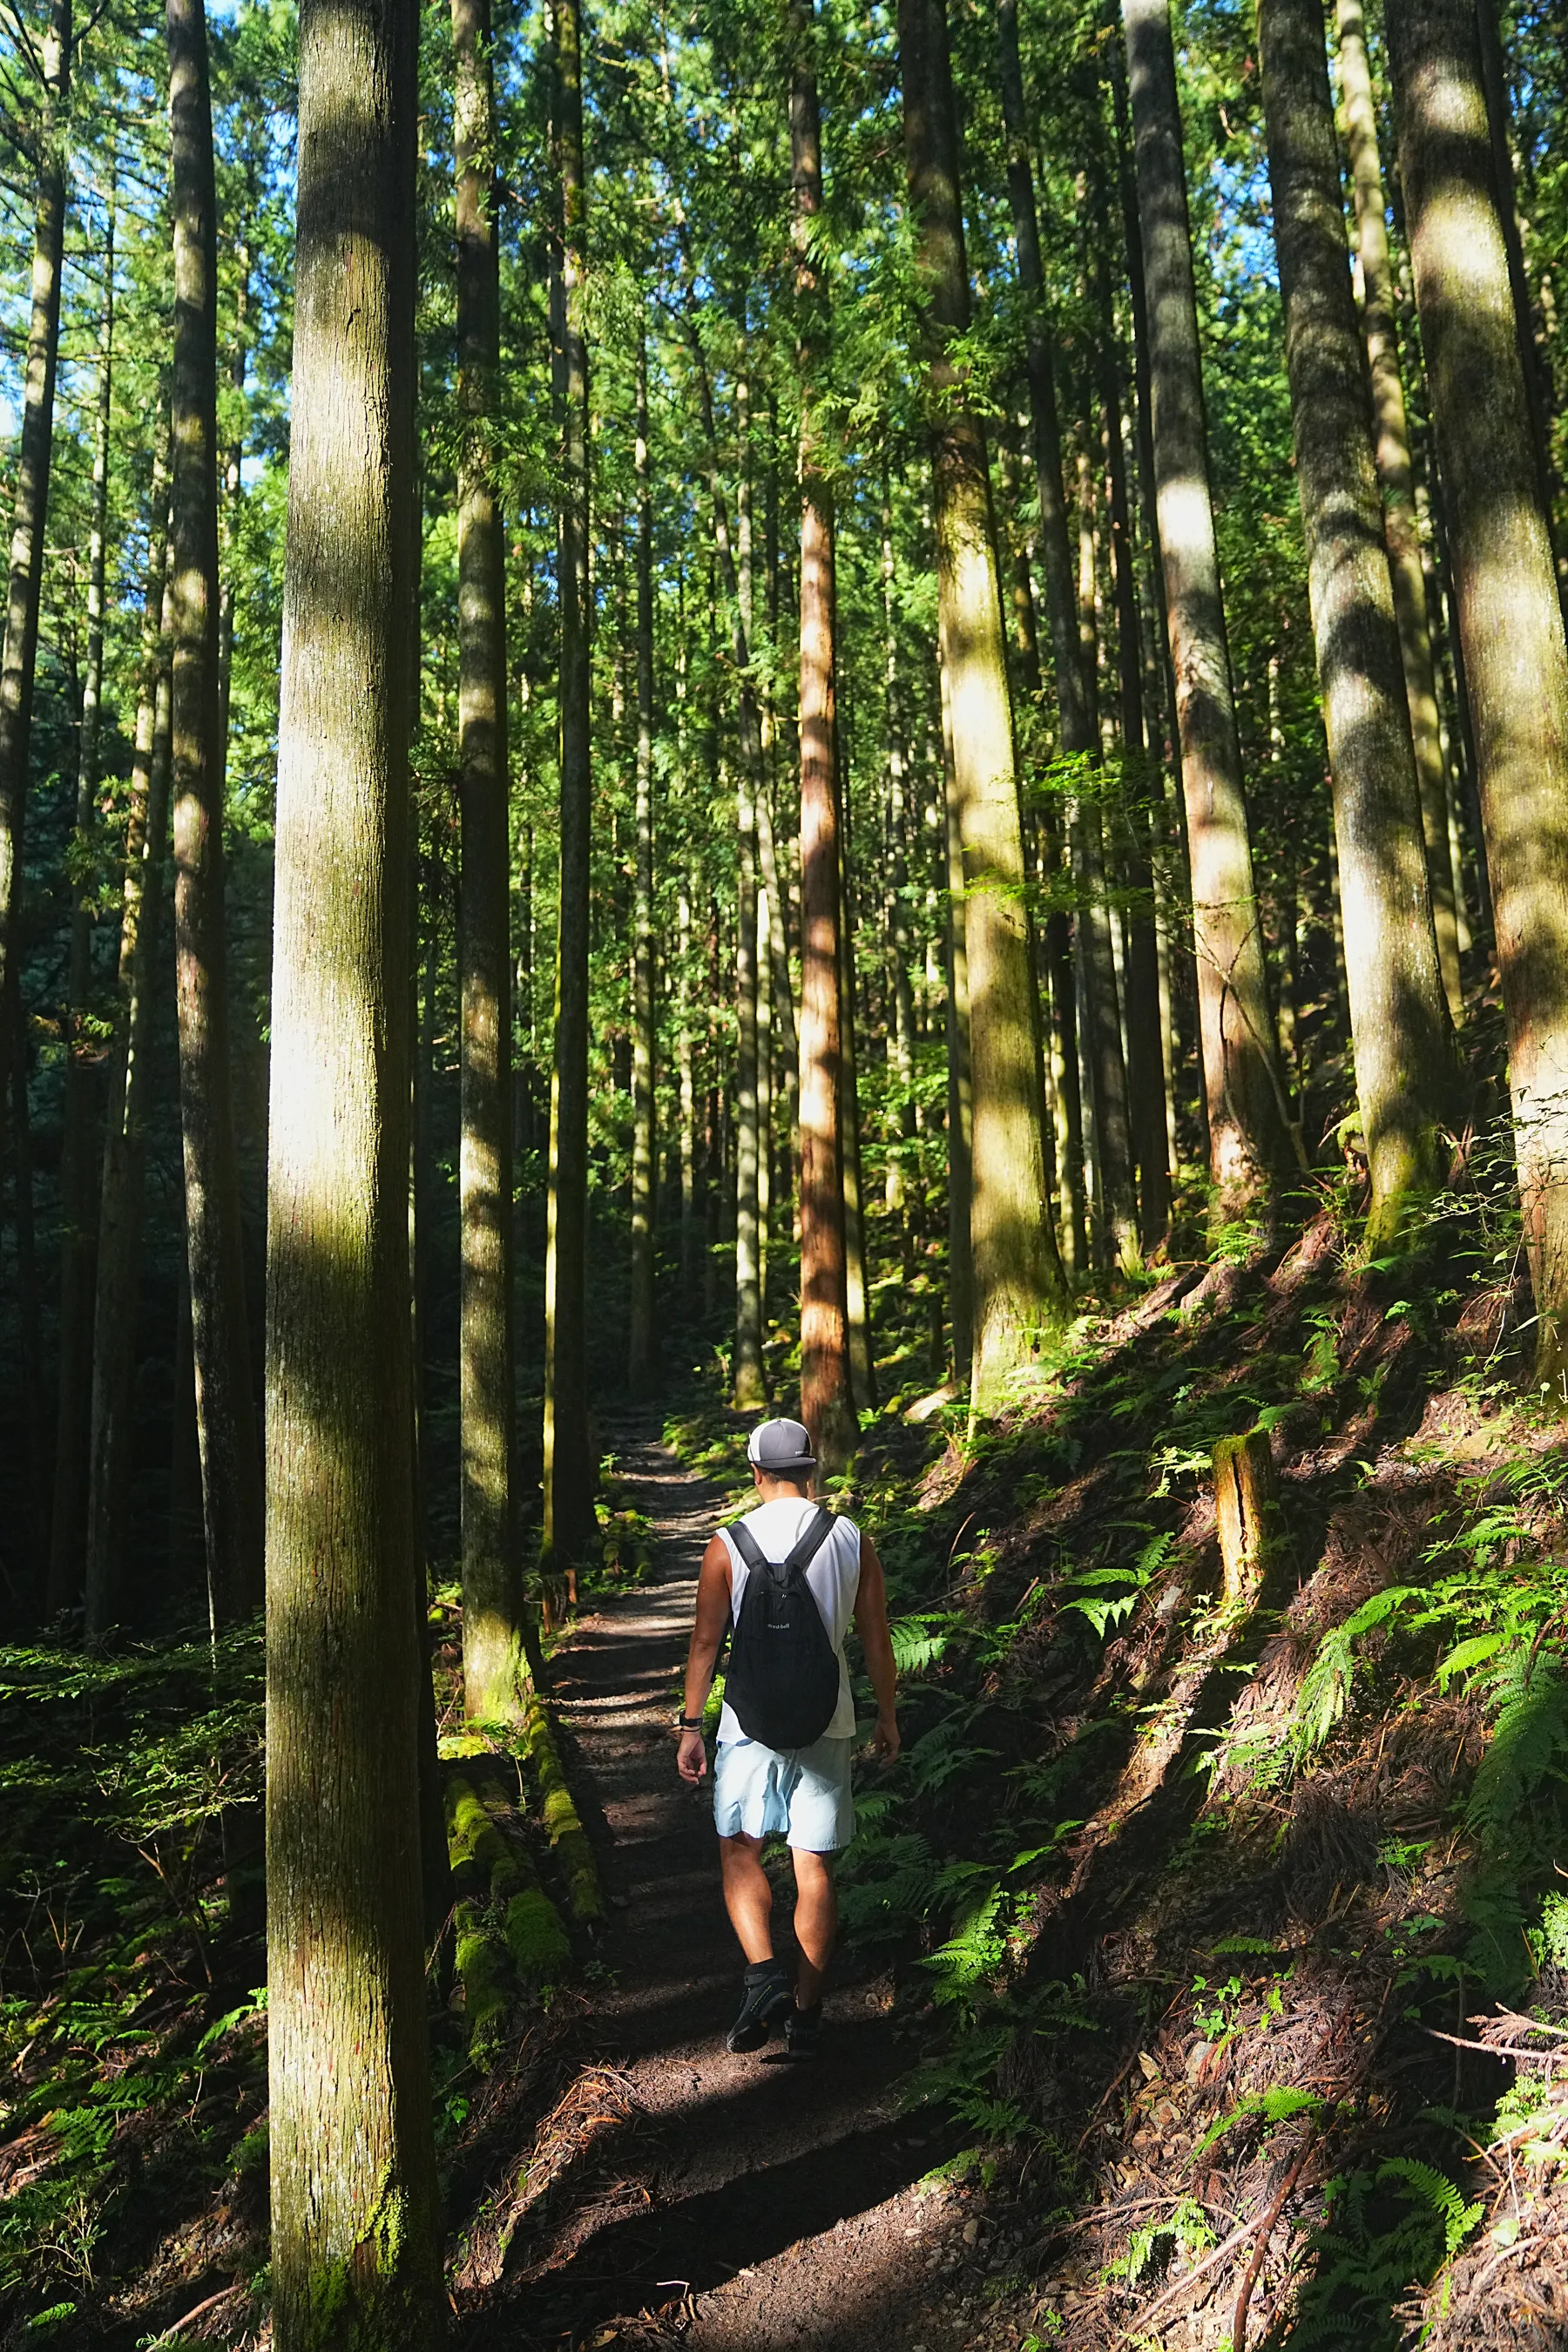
784, 2002, 823, 2059
726, 1963, 794, 2053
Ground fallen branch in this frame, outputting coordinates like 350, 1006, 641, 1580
1231, 2134, 1316, 2352
145, 2281, 244, 2348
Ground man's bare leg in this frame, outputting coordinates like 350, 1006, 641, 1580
719, 1833, 774, 1963
790, 1847, 837, 2008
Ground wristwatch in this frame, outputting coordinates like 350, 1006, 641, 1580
677, 1714, 705, 1733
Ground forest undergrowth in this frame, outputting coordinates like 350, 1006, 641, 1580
6, 1150, 1568, 2349
725, 1167, 1568, 2349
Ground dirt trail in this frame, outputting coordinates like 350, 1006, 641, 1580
490, 1422, 997, 2352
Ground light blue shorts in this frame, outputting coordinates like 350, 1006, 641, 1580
713, 1734, 856, 1852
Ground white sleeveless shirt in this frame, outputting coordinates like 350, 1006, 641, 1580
716, 1498, 862, 1744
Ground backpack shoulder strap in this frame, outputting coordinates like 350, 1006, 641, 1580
725, 1517, 768, 1571
784, 1504, 835, 1576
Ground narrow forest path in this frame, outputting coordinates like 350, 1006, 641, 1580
478, 1420, 1015, 2352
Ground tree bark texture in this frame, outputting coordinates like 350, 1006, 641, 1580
168, 0, 264, 1628
85, 415, 173, 1632
1389, 0, 1568, 1386
1259, 0, 1455, 1248
1334, 0, 1464, 1018
792, 0, 857, 1470
454, 0, 523, 1719
629, 325, 658, 1395
544, 0, 594, 1574
1121, 0, 1298, 1219
902, 0, 1064, 1418
51, 198, 113, 1613
0, 0, 69, 1190
266, 0, 443, 2326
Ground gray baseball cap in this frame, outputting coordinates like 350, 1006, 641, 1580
747, 1416, 816, 1475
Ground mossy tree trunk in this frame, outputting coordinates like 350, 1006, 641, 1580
1334, 0, 1464, 1020
1121, 0, 1298, 1222
0, 0, 69, 1200
168, 0, 263, 1631
1389, 0, 1568, 1389
454, 0, 524, 1719
791, 0, 856, 1468
266, 0, 443, 2325
901, 0, 1065, 1419
1259, 0, 1456, 1252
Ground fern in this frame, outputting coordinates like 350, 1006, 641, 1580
1375, 2159, 1482, 2259
1465, 1648, 1568, 1842
923, 1883, 1010, 2005
1104, 2197, 1213, 2286
890, 1611, 961, 1675
1293, 1586, 1417, 1760
1193, 2084, 1322, 2157
1289, 2158, 1481, 2346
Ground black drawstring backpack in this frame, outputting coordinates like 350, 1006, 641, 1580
721, 1505, 842, 1751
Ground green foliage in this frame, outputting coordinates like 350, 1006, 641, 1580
1060, 1529, 1174, 1640
1103, 2197, 1214, 2286
1289, 2159, 1483, 2346
1193, 2084, 1323, 2157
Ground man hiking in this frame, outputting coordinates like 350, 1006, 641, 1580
676, 1416, 899, 2058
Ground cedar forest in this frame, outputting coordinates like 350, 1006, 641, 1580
2, 0, 1568, 2341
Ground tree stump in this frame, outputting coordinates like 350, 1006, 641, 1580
1213, 1428, 1281, 1611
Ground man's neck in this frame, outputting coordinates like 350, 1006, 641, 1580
755, 1477, 811, 1504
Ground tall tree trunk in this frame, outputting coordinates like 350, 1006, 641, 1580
217, 204, 251, 784
1388, 0, 1568, 1387
792, 0, 857, 1470
628, 324, 658, 1395
938, 634, 974, 1378
544, 0, 594, 1578
1071, 431, 1138, 1266
1334, 0, 1464, 1019
168, 0, 264, 1628
454, 0, 526, 1716
996, 0, 1092, 1277
901, 0, 1064, 1418
1474, 0, 1565, 620
51, 193, 114, 1613
0, 0, 69, 1190
1121, 0, 1298, 1220
1260, 0, 1456, 1249
678, 880, 697, 1285
837, 747, 875, 1411
8, 979, 49, 1591
880, 470, 919, 1246
266, 0, 443, 2324
1111, 29, 1203, 1161
733, 760, 765, 1406
1098, 281, 1173, 1247
84, 415, 173, 1633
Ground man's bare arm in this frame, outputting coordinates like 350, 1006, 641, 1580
853, 1532, 900, 1761
676, 1534, 733, 1783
